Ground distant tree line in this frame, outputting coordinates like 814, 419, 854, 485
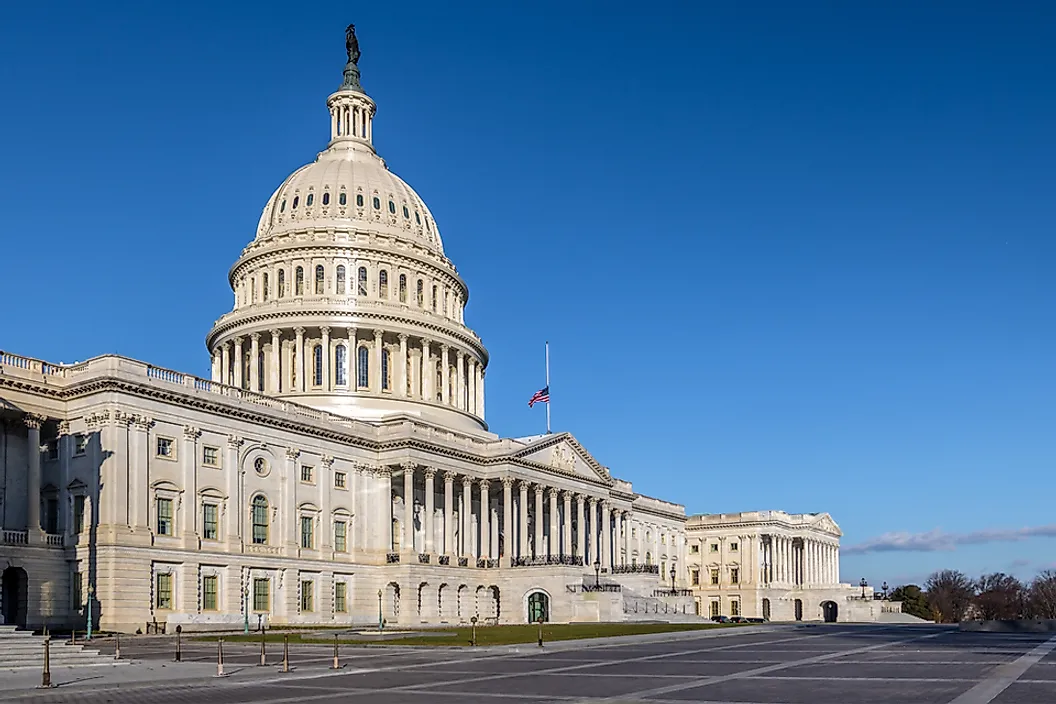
889, 569, 1056, 623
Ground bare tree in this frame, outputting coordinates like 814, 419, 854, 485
925, 569, 974, 623
1027, 570, 1056, 619
974, 573, 1025, 620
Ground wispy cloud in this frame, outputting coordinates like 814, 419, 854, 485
843, 525, 1056, 555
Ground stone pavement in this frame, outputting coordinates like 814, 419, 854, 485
4, 624, 1056, 703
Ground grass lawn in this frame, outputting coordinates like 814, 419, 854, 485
200, 622, 744, 647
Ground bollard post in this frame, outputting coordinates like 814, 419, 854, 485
40, 638, 52, 689
71, 629, 77, 645
215, 638, 226, 677
281, 633, 290, 673
330, 634, 340, 670
115, 632, 121, 660
259, 625, 266, 666
470, 615, 478, 647
537, 616, 544, 647
175, 625, 182, 662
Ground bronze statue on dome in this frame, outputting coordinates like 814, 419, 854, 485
345, 24, 361, 65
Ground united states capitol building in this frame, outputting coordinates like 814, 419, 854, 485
0, 27, 889, 632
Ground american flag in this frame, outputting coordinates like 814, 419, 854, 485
528, 386, 550, 407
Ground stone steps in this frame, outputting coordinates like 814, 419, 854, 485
0, 628, 128, 670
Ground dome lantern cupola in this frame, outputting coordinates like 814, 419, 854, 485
327, 23, 376, 151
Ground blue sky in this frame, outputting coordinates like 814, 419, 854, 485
1, 2, 1054, 588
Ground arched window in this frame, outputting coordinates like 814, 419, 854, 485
372, 196, 381, 210
356, 194, 363, 207
289, 347, 296, 388
315, 265, 324, 294
278, 269, 286, 297
280, 199, 286, 213
357, 346, 369, 388
336, 265, 346, 294
388, 200, 396, 214
399, 274, 407, 303
443, 289, 449, 315
382, 349, 390, 391
416, 280, 424, 307
295, 267, 304, 295
335, 344, 347, 386
250, 277, 256, 304
322, 192, 330, 206
414, 211, 421, 225
403, 206, 410, 219
313, 345, 323, 386
262, 273, 269, 301
339, 192, 347, 206
292, 196, 299, 209
379, 270, 388, 299
257, 351, 265, 392
252, 496, 269, 544
435, 368, 443, 403
306, 193, 314, 207
357, 267, 368, 296
431, 285, 438, 312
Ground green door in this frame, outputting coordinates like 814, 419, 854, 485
527, 592, 549, 623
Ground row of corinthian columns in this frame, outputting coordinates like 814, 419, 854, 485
762, 534, 840, 586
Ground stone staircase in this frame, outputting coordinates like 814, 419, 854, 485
0, 626, 128, 671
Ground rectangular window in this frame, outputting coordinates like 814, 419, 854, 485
74, 434, 88, 456
334, 471, 346, 489
253, 578, 270, 611
710, 568, 720, 586
156, 498, 173, 535
73, 495, 86, 534
300, 580, 314, 612
156, 437, 174, 459
156, 573, 173, 609
731, 567, 740, 584
301, 516, 314, 549
334, 521, 347, 552
202, 504, 218, 540
46, 440, 59, 461
72, 571, 82, 610
690, 544, 699, 554
730, 542, 739, 552
202, 575, 218, 611
202, 446, 219, 467
45, 498, 59, 534
300, 465, 314, 483
691, 570, 700, 586
710, 543, 719, 553
731, 600, 741, 617
334, 582, 347, 613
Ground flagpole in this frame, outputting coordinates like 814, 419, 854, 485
545, 341, 551, 434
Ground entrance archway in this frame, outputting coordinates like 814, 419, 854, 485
527, 591, 549, 623
761, 598, 771, 621
794, 599, 803, 621
822, 600, 838, 623
1, 567, 28, 627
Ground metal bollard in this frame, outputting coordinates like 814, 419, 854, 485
215, 638, 226, 677
281, 634, 290, 673
40, 638, 52, 689
71, 629, 77, 645
537, 616, 544, 647
175, 625, 182, 662
115, 632, 121, 660
330, 634, 340, 670
259, 626, 267, 666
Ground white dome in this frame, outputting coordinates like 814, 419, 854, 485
254, 141, 444, 254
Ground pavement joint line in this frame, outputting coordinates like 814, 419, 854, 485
612, 628, 949, 700
945, 634, 1056, 704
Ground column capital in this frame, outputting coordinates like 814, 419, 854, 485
501, 476, 515, 489
132, 415, 155, 431
320, 326, 331, 335
518, 480, 531, 492
546, 487, 559, 499
443, 470, 457, 484
226, 434, 244, 448
321, 455, 334, 468
477, 478, 490, 490
440, 343, 450, 352
284, 447, 300, 460
398, 333, 408, 342
183, 425, 201, 440
561, 489, 574, 501
56, 420, 70, 435
23, 413, 45, 430
400, 461, 416, 474
587, 496, 598, 507
420, 337, 431, 347
250, 332, 261, 342
294, 326, 306, 336
234, 335, 244, 345
461, 475, 474, 489
423, 467, 437, 480
269, 328, 282, 338
456, 349, 465, 360
373, 328, 384, 339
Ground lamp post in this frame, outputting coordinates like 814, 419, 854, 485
377, 589, 384, 631
670, 567, 677, 595
882, 581, 889, 599
859, 577, 867, 599
243, 586, 250, 634
593, 560, 601, 588
85, 585, 94, 640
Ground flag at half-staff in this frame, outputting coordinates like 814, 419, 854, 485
528, 386, 549, 408
529, 342, 553, 433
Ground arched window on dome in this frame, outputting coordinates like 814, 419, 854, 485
292, 196, 299, 209
415, 211, 421, 225
278, 269, 286, 298
336, 265, 346, 295
388, 200, 396, 215
381, 349, 391, 391
372, 196, 380, 210
399, 274, 407, 303
322, 192, 330, 206
431, 285, 438, 313
403, 206, 410, 219
262, 273, 269, 302
315, 265, 325, 295
443, 289, 449, 316
242, 352, 251, 390
313, 344, 323, 387
357, 346, 369, 389
339, 192, 347, 206
306, 193, 314, 207
416, 280, 424, 307
357, 267, 368, 296
295, 267, 304, 296
379, 270, 389, 299
250, 277, 256, 304
280, 199, 286, 213
289, 346, 297, 389
257, 351, 265, 393
335, 344, 347, 386
356, 194, 363, 207
251, 495, 269, 544
435, 367, 443, 403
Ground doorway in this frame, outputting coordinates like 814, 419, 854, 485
1, 567, 28, 627
822, 600, 838, 623
527, 591, 549, 623
762, 598, 771, 621
794, 599, 803, 621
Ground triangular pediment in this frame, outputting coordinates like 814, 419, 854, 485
511, 432, 612, 484
811, 512, 842, 537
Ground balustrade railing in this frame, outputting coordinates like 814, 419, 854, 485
418, 553, 431, 564
2, 530, 28, 545
386, 552, 400, 563
567, 583, 622, 593
511, 555, 585, 567
438, 555, 450, 566
45, 533, 64, 547
612, 564, 659, 575
652, 588, 694, 597
457, 557, 469, 567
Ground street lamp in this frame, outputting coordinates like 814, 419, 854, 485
85, 585, 94, 640
882, 581, 889, 599
593, 560, 601, 588
859, 577, 867, 599
243, 586, 250, 634
377, 589, 384, 632
669, 567, 677, 595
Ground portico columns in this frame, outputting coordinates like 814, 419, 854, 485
318, 327, 330, 390
575, 494, 586, 559
233, 336, 244, 388
440, 345, 450, 406
613, 508, 623, 567
443, 472, 455, 556
220, 343, 230, 385
249, 333, 260, 391
501, 478, 513, 566
468, 359, 477, 414
398, 334, 408, 397
402, 463, 415, 554
478, 480, 490, 560
456, 351, 465, 411
423, 468, 435, 554
601, 501, 612, 570
373, 329, 384, 391
421, 339, 433, 402
587, 498, 598, 566
461, 477, 472, 557
269, 329, 281, 393
294, 327, 305, 391
547, 488, 558, 558
562, 491, 573, 557
533, 485, 544, 558
518, 481, 529, 559
24, 414, 43, 534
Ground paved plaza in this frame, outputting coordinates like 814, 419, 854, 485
6, 624, 1056, 703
